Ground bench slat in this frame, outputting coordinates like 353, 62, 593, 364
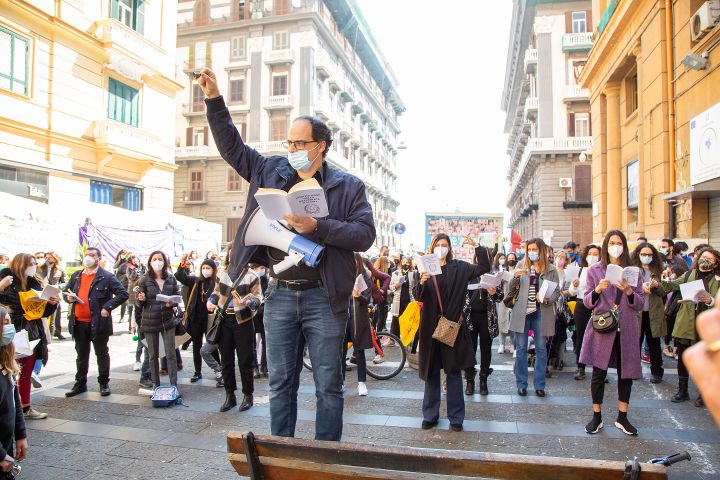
227, 433, 667, 480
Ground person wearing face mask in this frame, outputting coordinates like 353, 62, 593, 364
64, 248, 128, 398
515, 241, 527, 261
0, 253, 60, 419
659, 238, 688, 276
508, 238, 560, 398
568, 244, 601, 380
136, 251, 182, 393
0, 307, 28, 477
632, 243, 666, 384
581, 230, 645, 436
198, 68, 374, 441
564, 241, 579, 267
496, 253, 517, 355
176, 255, 218, 383
660, 246, 720, 407
125, 255, 149, 377
389, 256, 419, 352
36, 251, 66, 340
0, 255, 9, 271
413, 234, 492, 432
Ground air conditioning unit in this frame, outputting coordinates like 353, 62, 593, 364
691, 0, 720, 42
559, 178, 573, 189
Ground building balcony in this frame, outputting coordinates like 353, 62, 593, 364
176, 145, 212, 158
562, 32, 594, 52
91, 19, 169, 75
227, 102, 251, 113
263, 95, 294, 110
315, 51, 334, 79
91, 120, 162, 161
314, 100, 331, 120
182, 102, 206, 116
265, 49, 295, 65
524, 97, 538, 121
247, 141, 286, 154
563, 85, 590, 103
524, 48, 538, 74
181, 190, 207, 204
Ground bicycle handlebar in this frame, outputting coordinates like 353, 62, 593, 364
648, 451, 691, 466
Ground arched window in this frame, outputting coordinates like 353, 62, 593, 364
194, 0, 210, 26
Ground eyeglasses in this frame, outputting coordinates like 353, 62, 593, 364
282, 140, 318, 150
639, 254, 653, 257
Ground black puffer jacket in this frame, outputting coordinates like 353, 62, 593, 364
136, 273, 181, 333
175, 260, 216, 330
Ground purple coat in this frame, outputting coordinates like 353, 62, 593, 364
580, 262, 644, 379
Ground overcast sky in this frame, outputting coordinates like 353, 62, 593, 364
354, 0, 514, 250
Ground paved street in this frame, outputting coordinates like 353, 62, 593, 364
20, 314, 720, 480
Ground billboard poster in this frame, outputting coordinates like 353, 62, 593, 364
425, 212, 504, 261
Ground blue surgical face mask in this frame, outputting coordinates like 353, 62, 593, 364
1, 324, 16, 347
288, 143, 321, 172
640, 255, 653, 265
528, 251, 540, 262
659, 247, 669, 256
517, 248, 525, 256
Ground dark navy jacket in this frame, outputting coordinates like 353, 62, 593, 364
206, 96, 376, 315
65, 267, 128, 338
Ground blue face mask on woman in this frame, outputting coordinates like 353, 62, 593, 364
1, 324, 16, 347
528, 251, 540, 262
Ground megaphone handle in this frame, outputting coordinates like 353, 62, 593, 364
273, 251, 304, 275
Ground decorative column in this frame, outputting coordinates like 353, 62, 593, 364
604, 84, 622, 230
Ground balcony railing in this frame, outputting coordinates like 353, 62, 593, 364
263, 95, 294, 109
246, 141, 286, 153
563, 85, 590, 102
524, 97, 538, 122
562, 32, 594, 52
182, 190, 207, 203
176, 145, 212, 158
92, 120, 162, 160
182, 102, 206, 115
524, 48, 538, 74
92, 19, 169, 74
265, 49, 295, 65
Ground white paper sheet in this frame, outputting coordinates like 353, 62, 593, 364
13, 329, 40, 359
564, 265, 581, 283
354, 274, 368, 292
537, 280, 558, 303
414, 254, 442, 276
679, 279, 709, 303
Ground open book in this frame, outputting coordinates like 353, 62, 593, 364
156, 294, 183, 304
414, 253, 442, 276
679, 279, 711, 303
605, 265, 640, 286
65, 291, 85, 305
28, 284, 61, 302
255, 178, 329, 220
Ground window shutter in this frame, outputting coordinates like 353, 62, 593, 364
565, 12, 572, 33
186, 127, 193, 146
110, 0, 119, 19
574, 165, 591, 202
203, 126, 209, 146
587, 10, 593, 31
568, 113, 575, 137
589, 112, 592, 136
135, 0, 145, 35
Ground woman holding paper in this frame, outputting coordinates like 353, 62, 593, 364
508, 238, 559, 397
660, 246, 720, 407
632, 243, 667, 384
494, 253, 513, 354
344, 253, 373, 396
413, 234, 492, 432
568, 244, 600, 380
0, 253, 59, 420
581, 230, 644, 436
136, 251, 182, 392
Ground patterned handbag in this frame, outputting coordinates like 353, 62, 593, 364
431, 276, 463, 347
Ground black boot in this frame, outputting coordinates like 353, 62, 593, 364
253, 367, 262, 379
464, 378, 475, 395
65, 382, 87, 398
220, 392, 237, 412
239, 394, 253, 412
478, 374, 489, 396
671, 376, 690, 403
694, 395, 705, 408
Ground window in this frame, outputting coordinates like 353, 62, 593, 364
229, 76, 245, 103
273, 31, 289, 50
231, 0, 247, 20
193, 0, 210, 26
272, 74, 288, 96
188, 170, 204, 201
0, 165, 48, 201
572, 60, 587, 84
627, 160, 639, 209
625, 71, 638, 116
574, 164, 591, 203
107, 78, 139, 127
227, 218, 242, 243
192, 84, 205, 112
270, 116, 288, 141
192, 127, 206, 146
575, 112, 590, 137
0, 27, 29, 95
227, 168, 244, 191
110, 0, 145, 34
90, 180, 141, 211
572, 12, 587, 33
274, 0, 290, 15
230, 36, 245, 60
193, 41, 207, 69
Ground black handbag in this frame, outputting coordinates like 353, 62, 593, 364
591, 289, 623, 334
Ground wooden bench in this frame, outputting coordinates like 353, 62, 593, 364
227, 432, 668, 480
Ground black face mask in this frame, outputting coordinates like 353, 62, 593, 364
401, 265, 411, 272
507, 260, 517, 267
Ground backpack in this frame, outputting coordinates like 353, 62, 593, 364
151, 386, 182, 407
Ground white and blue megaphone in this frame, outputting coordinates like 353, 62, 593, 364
240, 207, 324, 274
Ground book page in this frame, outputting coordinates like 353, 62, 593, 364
478, 273, 502, 289
680, 279, 706, 302
604, 264, 623, 284
254, 189, 293, 220
622, 267, 641, 286
40, 284, 60, 301
288, 188, 329, 218
354, 274, 368, 292
537, 280, 558, 303
415, 254, 442, 276
500, 270, 514, 282
564, 265, 581, 283
156, 294, 183, 304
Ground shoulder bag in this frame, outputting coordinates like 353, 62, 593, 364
431, 276, 463, 347
206, 267, 248, 343
591, 289, 623, 334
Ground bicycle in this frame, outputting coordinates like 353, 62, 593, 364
622, 451, 691, 479
303, 323, 407, 380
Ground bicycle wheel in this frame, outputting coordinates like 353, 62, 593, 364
365, 331, 406, 380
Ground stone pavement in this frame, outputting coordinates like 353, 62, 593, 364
19, 316, 720, 480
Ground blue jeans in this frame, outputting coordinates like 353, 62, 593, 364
514, 310, 547, 390
422, 343, 464, 424
264, 282, 347, 441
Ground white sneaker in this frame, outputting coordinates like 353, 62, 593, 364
357, 382, 368, 396
24, 407, 48, 420
133, 362, 141, 372
30, 372, 42, 388
498, 345, 505, 354
373, 354, 385, 364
